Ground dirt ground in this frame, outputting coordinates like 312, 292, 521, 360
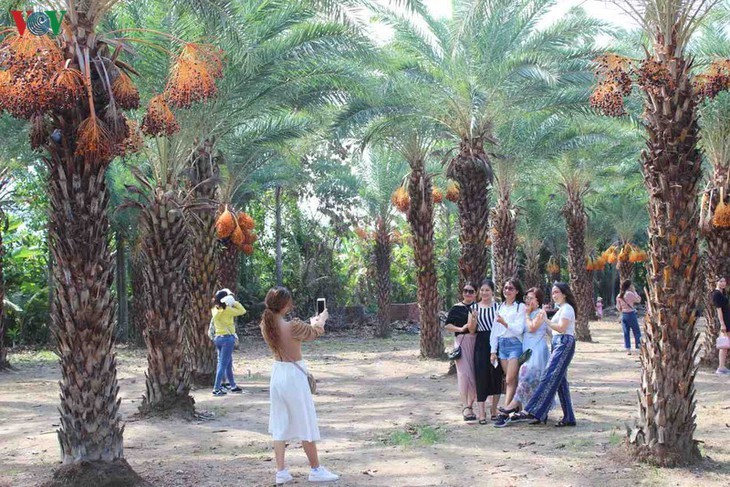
1, 319, 729, 487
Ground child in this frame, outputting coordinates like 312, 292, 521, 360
595, 297, 603, 320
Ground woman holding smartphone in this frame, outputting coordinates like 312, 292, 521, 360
260, 286, 339, 484
494, 287, 553, 427
490, 278, 526, 413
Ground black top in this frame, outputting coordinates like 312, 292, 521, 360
711, 289, 730, 331
446, 302, 476, 335
475, 302, 498, 333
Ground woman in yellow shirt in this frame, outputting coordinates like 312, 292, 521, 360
212, 289, 246, 396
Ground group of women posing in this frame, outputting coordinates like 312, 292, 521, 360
445, 278, 578, 427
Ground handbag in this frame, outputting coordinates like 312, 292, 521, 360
717, 334, 730, 350
448, 346, 462, 360
517, 348, 532, 366
282, 354, 317, 394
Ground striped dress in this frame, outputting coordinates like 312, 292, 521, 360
474, 302, 504, 401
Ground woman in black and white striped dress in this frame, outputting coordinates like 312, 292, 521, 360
468, 279, 504, 424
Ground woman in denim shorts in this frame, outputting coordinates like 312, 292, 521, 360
490, 278, 526, 411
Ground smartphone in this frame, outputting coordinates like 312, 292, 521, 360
316, 298, 326, 315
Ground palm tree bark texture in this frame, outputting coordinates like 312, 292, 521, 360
407, 162, 443, 358
137, 187, 195, 418
700, 164, 730, 368
561, 187, 593, 342
217, 241, 240, 294
129, 242, 147, 348
39, 15, 144, 485
447, 139, 492, 289
617, 259, 635, 285
491, 180, 518, 293
629, 43, 703, 467
186, 140, 220, 385
373, 217, 393, 338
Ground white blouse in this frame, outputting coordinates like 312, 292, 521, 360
490, 301, 526, 351
552, 303, 576, 336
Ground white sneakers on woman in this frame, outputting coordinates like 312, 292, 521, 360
275, 466, 339, 484
309, 466, 340, 482
275, 469, 293, 484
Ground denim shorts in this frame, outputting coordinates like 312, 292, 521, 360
498, 336, 523, 360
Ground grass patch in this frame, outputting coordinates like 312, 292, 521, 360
9, 349, 57, 366
609, 428, 623, 446
383, 424, 444, 447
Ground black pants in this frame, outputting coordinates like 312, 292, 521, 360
474, 331, 504, 402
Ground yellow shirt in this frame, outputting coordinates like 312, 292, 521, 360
212, 302, 246, 336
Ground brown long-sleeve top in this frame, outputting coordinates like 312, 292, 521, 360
262, 317, 324, 362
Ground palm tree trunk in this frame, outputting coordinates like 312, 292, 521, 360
617, 260, 635, 284
700, 165, 730, 369
46, 151, 142, 480
523, 243, 542, 291
137, 188, 195, 418
491, 184, 517, 292
129, 243, 147, 348
407, 162, 443, 358
186, 141, 219, 385
447, 141, 492, 288
217, 242, 240, 294
115, 232, 129, 342
373, 218, 392, 338
629, 47, 702, 467
275, 186, 283, 287
562, 193, 593, 342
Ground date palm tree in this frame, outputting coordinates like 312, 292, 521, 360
593, 0, 726, 466
491, 161, 518, 292
555, 156, 594, 342
0, 0, 221, 481
698, 95, 730, 367
693, 8, 730, 368
376, 0, 605, 288
356, 148, 407, 338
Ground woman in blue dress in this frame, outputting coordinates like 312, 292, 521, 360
493, 287, 553, 427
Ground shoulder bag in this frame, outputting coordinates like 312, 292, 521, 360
280, 352, 317, 395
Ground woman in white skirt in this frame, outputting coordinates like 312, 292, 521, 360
260, 286, 340, 485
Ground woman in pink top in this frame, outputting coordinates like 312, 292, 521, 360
616, 280, 641, 354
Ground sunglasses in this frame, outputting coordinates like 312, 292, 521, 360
463, 289, 476, 294
504, 286, 515, 291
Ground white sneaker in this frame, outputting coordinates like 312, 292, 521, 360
275, 469, 293, 484
308, 466, 339, 482
715, 367, 730, 375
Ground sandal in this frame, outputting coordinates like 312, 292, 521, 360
525, 413, 546, 425
555, 419, 576, 427
498, 405, 520, 415
478, 418, 488, 425
490, 415, 498, 421
462, 407, 477, 421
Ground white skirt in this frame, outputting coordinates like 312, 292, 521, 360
268, 360, 321, 442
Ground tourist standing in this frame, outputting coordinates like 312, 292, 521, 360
468, 279, 503, 424
444, 283, 478, 421
260, 286, 339, 484
617, 280, 642, 354
712, 276, 729, 375
520, 282, 578, 427
211, 289, 246, 396
491, 279, 526, 411
494, 287, 552, 427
